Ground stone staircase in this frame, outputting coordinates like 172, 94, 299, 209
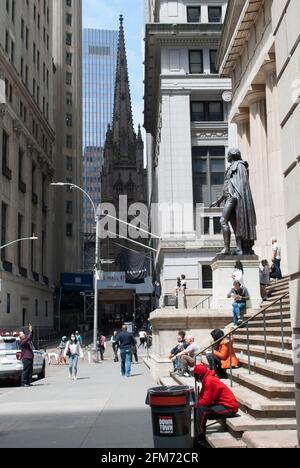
159, 277, 298, 448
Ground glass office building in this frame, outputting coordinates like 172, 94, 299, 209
82, 29, 118, 233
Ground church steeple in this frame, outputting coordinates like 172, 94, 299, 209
112, 15, 135, 159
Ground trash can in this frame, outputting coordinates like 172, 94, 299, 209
146, 385, 195, 449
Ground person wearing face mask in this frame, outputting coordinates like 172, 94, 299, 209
64, 333, 84, 381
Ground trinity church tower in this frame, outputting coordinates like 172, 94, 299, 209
101, 15, 147, 263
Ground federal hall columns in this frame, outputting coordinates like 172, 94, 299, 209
232, 58, 287, 270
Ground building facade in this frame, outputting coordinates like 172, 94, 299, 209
82, 29, 118, 235
217, 0, 300, 445
52, 0, 83, 282
144, 0, 232, 300
0, 0, 55, 329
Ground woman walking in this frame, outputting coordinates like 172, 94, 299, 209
64, 333, 83, 380
232, 261, 244, 286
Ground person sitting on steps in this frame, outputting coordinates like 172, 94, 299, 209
227, 280, 250, 326
206, 329, 240, 379
194, 363, 239, 447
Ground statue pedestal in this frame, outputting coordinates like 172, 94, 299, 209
211, 255, 261, 310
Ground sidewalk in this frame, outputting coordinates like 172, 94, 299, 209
0, 351, 155, 448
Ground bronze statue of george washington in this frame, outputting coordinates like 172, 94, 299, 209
211, 148, 257, 256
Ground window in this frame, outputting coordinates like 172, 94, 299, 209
191, 101, 223, 122
1, 203, 8, 262
66, 52, 72, 66
202, 265, 213, 289
10, 40, 15, 64
192, 147, 225, 206
66, 134, 73, 149
35, 299, 38, 317
187, 6, 201, 23
210, 50, 218, 74
189, 50, 203, 74
66, 72, 72, 86
66, 92, 72, 105
66, 156, 73, 171
214, 217, 222, 235
7, 294, 11, 314
66, 201, 73, 214
17, 214, 23, 266
45, 301, 48, 318
66, 113, 73, 127
66, 224, 73, 237
66, 33, 72, 46
66, 13, 72, 26
208, 6, 222, 23
2, 130, 9, 172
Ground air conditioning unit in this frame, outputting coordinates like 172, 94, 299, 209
164, 294, 177, 308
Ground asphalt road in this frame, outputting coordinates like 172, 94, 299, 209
0, 347, 154, 448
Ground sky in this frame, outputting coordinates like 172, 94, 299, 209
83, 0, 145, 132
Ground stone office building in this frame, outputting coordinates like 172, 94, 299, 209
144, 0, 233, 301
217, 0, 300, 447
0, 0, 55, 329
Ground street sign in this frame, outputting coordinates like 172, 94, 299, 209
61, 273, 93, 292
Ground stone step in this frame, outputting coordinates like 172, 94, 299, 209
160, 376, 178, 387
206, 432, 247, 449
238, 355, 294, 382
242, 430, 298, 448
226, 411, 297, 438
266, 282, 290, 293
266, 277, 290, 289
234, 343, 293, 365
234, 334, 292, 350
232, 385, 296, 418
231, 368, 295, 399
235, 327, 292, 337
245, 318, 291, 327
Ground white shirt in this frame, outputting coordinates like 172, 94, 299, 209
139, 331, 146, 339
232, 268, 244, 286
272, 243, 281, 260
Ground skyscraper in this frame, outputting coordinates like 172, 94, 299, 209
82, 29, 118, 235
52, 0, 83, 281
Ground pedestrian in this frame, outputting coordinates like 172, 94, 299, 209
227, 281, 250, 326
180, 274, 187, 296
58, 336, 67, 365
194, 363, 239, 448
64, 333, 83, 381
138, 329, 147, 348
75, 331, 83, 346
206, 329, 239, 379
270, 238, 282, 280
110, 331, 119, 362
115, 325, 136, 377
132, 339, 139, 364
169, 331, 188, 372
260, 259, 270, 301
171, 335, 200, 377
19, 324, 34, 387
98, 332, 106, 361
232, 261, 244, 286
174, 277, 181, 297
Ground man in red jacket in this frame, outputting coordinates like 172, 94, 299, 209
194, 363, 239, 445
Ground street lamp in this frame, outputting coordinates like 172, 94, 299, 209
0, 236, 38, 250
51, 182, 100, 355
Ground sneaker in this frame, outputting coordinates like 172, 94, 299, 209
183, 372, 190, 378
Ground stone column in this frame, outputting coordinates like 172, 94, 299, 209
246, 85, 270, 261
232, 107, 250, 162
261, 57, 288, 273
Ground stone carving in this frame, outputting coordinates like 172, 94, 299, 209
211, 148, 257, 255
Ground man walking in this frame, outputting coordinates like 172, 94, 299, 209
115, 325, 136, 377
19, 324, 34, 387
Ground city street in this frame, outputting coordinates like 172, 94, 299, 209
0, 349, 154, 448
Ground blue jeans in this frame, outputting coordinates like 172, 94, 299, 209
233, 302, 246, 325
69, 354, 78, 377
120, 347, 132, 377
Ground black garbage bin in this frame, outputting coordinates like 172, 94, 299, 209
146, 385, 195, 449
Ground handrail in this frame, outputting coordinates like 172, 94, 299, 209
195, 291, 290, 358
193, 296, 211, 310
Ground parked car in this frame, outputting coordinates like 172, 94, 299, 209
0, 333, 46, 385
